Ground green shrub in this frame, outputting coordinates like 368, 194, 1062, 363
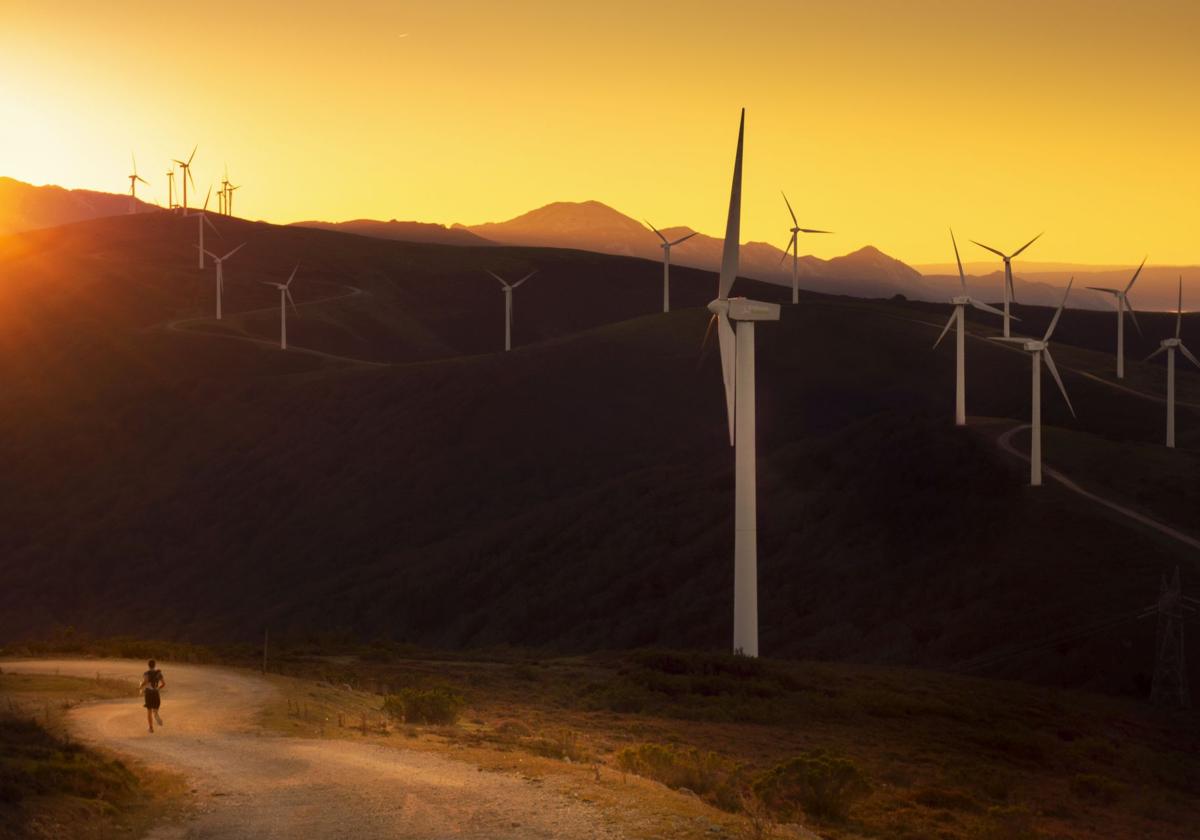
1069, 773, 1122, 805
382, 687, 464, 725
753, 750, 870, 822
616, 743, 746, 812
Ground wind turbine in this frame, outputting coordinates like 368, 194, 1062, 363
971, 233, 1042, 337
261, 265, 300, 350
1087, 257, 1146, 379
645, 222, 697, 313
174, 146, 197, 212
165, 169, 176, 210
487, 270, 535, 351
127, 155, 148, 214
226, 182, 241, 217
219, 166, 231, 216
779, 192, 831, 304
1145, 277, 1199, 448
990, 279, 1075, 486
704, 109, 778, 658
188, 187, 219, 269
933, 229, 1007, 426
199, 243, 245, 320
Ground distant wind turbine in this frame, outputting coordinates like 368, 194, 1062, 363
1087, 258, 1146, 379
187, 187, 219, 269
165, 169, 176, 210
225, 182, 241, 218
487, 270, 535, 352
779, 192, 831, 304
991, 279, 1076, 486
219, 165, 230, 215
705, 108, 779, 658
645, 221, 697, 313
933, 229, 1007, 426
174, 146, 197, 213
971, 232, 1042, 338
127, 154, 148, 214
1144, 277, 1199, 448
199, 243, 245, 320
261, 265, 300, 350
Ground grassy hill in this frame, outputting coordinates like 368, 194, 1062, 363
0, 214, 1198, 697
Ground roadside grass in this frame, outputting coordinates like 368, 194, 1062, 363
241, 648, 1199, 840
0, 671, 188, 840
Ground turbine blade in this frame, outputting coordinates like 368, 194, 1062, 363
969, 299, 1006, 318
203, 215, 219, 234
187, 145, 197, 166
1179, 344, 1200, 370
779, 233, 796, 265
971, 240, 1006, 259
286, 264, 299, 286
485, 269, 507, 287
669, 231, 698, 246
990, 337, 1030, 344
933, 309, 956, 350
136, 175, 148, 185
1143, 346, 1167, 363
645, 220, 667, 244
950, 227, 966, 292
697, 312, 717, 370
781, 191, 798, 227
202, 185, 212, 211
1043, 278, 1073, 342
1124, 298, 1143, 338
717, 316, 736, 446
1008, 272, 1018, 305
797, 228, 833, 234
717, 109, 744, 301
1124, 256, 1147, 293
1085, 287, 1121, 295
512, 271, 535, 288
201, 247, 219, 259
1010, 231, 1043, 258
1042, 348, 1075, 418
222, 242, 245, 261
286, 288, 299, 316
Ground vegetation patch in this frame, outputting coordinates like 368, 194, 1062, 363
752, 750, 870, 822
382, 687, 464, 726
1069, 773, 1123, 805
616, 742, 747, 813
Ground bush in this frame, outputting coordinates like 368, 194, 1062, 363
616, 743, 746, 812
1069, 773, 1122, 805
382, 687, 464, 725
753, 750, 870, 822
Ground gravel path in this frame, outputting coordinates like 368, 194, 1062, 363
5, 659, 630, 839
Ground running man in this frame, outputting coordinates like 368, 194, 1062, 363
138, 659, 166, 733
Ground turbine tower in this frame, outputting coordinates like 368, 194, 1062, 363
991, 279, 1076, 486
932, 229, 1006, 425
188, 187, 219, 269
165, 168, 176, 210
174, 146, 197, 213
226, 182, 241, 217
1087, 258, 1146, 379
645, 222, 697, 313
487, 270, 535, 351
779, 192, 831, 305
127, 154, 148, 214
261, 265, 300, 350
705, 109, 779, 658
971, 233, 1042, 338
199, 243, 245, 320
1144, 277, 1199, 448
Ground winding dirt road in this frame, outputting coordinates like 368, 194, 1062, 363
5, 660, 630, 839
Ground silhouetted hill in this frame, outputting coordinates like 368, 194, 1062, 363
0, 176, 156, 236
0, 214, 1196, 698
291, 218, 492, 247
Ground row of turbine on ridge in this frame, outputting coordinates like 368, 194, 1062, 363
127, 148, 240, 216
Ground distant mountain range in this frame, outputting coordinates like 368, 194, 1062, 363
0, 176, 156, 236
4, 176, 1197, 311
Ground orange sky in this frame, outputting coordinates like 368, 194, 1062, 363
2, 1, 1198, 265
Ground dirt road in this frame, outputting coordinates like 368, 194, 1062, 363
4, 660, 631, 839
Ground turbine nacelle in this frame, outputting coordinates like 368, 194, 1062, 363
707, 297, 781, 322
1161, 337, 1182, 349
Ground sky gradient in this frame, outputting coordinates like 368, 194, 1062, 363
2, 0, 1198, 264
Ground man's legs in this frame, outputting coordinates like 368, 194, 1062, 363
146, 707, 154, 733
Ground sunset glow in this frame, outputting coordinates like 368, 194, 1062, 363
3, 0, 1198, 264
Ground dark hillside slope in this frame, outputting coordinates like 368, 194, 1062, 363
0, 217, 1197, 697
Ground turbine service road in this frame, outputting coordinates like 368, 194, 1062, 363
3, 660, 630, 840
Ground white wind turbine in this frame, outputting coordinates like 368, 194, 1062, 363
165, 168, 176, 210
779, 192, 831, 304
487, 270, 535, 351
645, 222, 697, 313
971, 233, 1042, 337
127, 155, 148, 214
187, 186, 219, 269
704, 108, 779, 658
199, 243, 245, 320
991, 279, 1076, 486
174, 146, 197, 212
1087, 257, 1146, 379
1144, 277, 1199, 448
933, 229, 1007, 426
261, 265, 300, 350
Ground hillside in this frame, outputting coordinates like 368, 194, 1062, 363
290, 218, 493, 247
0, 176, 156, 235
0, 214, 1198, 698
